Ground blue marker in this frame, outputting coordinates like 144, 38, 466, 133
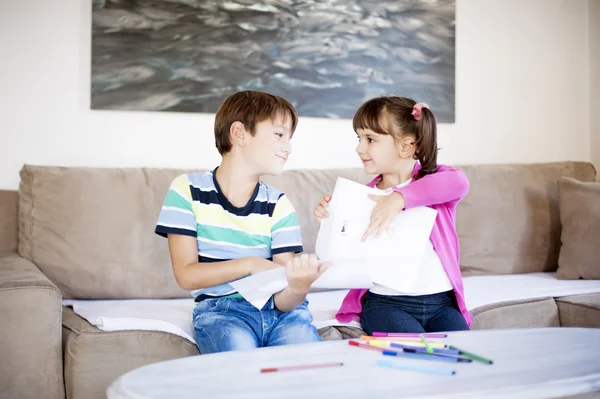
377, 360, 456, 376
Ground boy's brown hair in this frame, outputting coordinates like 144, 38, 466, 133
214, 90, 298, 155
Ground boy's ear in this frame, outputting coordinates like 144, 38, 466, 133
229, 121, 247, 148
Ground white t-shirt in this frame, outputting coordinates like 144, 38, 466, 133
368, 179, 453, 296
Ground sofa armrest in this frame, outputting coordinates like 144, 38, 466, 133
0, 252, 65, 399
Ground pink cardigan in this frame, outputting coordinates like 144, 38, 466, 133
335, 163, 473, 327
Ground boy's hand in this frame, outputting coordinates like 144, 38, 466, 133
362, 192, 405, 241
313, 193, 331, 223
285, 254, 332, 295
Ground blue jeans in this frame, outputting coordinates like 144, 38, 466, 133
192, 296, 322, 354
361, 290, 469, 334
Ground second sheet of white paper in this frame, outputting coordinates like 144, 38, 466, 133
315, 177, 438, 293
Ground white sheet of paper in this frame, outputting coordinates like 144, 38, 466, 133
229, 258, 372, 309
315, 177, 438, 292
229, 268, 287, 309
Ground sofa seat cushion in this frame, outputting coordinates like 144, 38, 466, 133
63, 307, 200, 399
463, 272, 600, 310
556, 294, 600, 328
471, 298, 560, 329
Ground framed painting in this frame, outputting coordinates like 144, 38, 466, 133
91, 0, 455, 122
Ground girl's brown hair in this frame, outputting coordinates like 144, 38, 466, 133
353, 96, 438, 179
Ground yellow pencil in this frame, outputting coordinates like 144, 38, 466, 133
360, 335, 446, 347
364, 339, 446, 349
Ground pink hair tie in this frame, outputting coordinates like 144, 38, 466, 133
411, 103, 429, 121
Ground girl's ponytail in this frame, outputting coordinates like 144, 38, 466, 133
413, 104, 438, 180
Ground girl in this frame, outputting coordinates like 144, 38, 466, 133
314, 96, 472, 333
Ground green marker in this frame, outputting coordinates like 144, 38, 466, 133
449, 345, 493, 365
420, 334, 433, 354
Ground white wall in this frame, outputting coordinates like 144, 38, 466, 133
591, 0, 600, 173
0, 0, 592, 190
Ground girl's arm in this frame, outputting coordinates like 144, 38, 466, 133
394, 165, 469, 209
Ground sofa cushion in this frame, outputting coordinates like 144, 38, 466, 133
556, 178, 600, 279
63, 306, 200, 399
470, 298, 560, 329
19, 165, 193, 299
0, 190, 18, 253
456, 162, 596, 276
556, 294, 600, 328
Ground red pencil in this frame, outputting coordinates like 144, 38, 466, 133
260, 362, 344, 373
349, 340, 400, 353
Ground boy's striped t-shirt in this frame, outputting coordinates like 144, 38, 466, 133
155, 169, 303, 298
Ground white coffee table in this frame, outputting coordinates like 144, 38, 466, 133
107, 328, 600, 399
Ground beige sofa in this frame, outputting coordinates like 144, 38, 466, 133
1, 161, 599, 399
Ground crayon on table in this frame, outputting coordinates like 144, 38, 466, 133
449, 345, 494, 365
382, 350, 470, 363
377, 360, 456, 376
260, 362, 344, 373
388, 342, 459, 355
364, 339, 446, 349
373, 332, 447, 338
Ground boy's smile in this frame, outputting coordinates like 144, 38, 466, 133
245, 112, 293, 176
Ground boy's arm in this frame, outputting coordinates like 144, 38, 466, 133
273, 253, 331, 313
393, 165, 470, 209
273, 283, 310, 312
168, 234, 281, 290
270, 194, 309, 312
272, 252, 305, 312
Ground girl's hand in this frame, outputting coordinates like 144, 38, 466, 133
362, 192, 406, 241
313, 193, 331, 223
285, 254, 332, 295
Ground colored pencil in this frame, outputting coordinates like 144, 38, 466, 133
377, 360, 455, 376
448, 345, 494, 365
373, 332, 447, 338
260, 362, 344, 373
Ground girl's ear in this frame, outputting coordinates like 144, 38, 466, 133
398, 136, 416, 159
230, 121, 247, 148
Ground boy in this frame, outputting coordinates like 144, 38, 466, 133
155, 90, 330, 354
